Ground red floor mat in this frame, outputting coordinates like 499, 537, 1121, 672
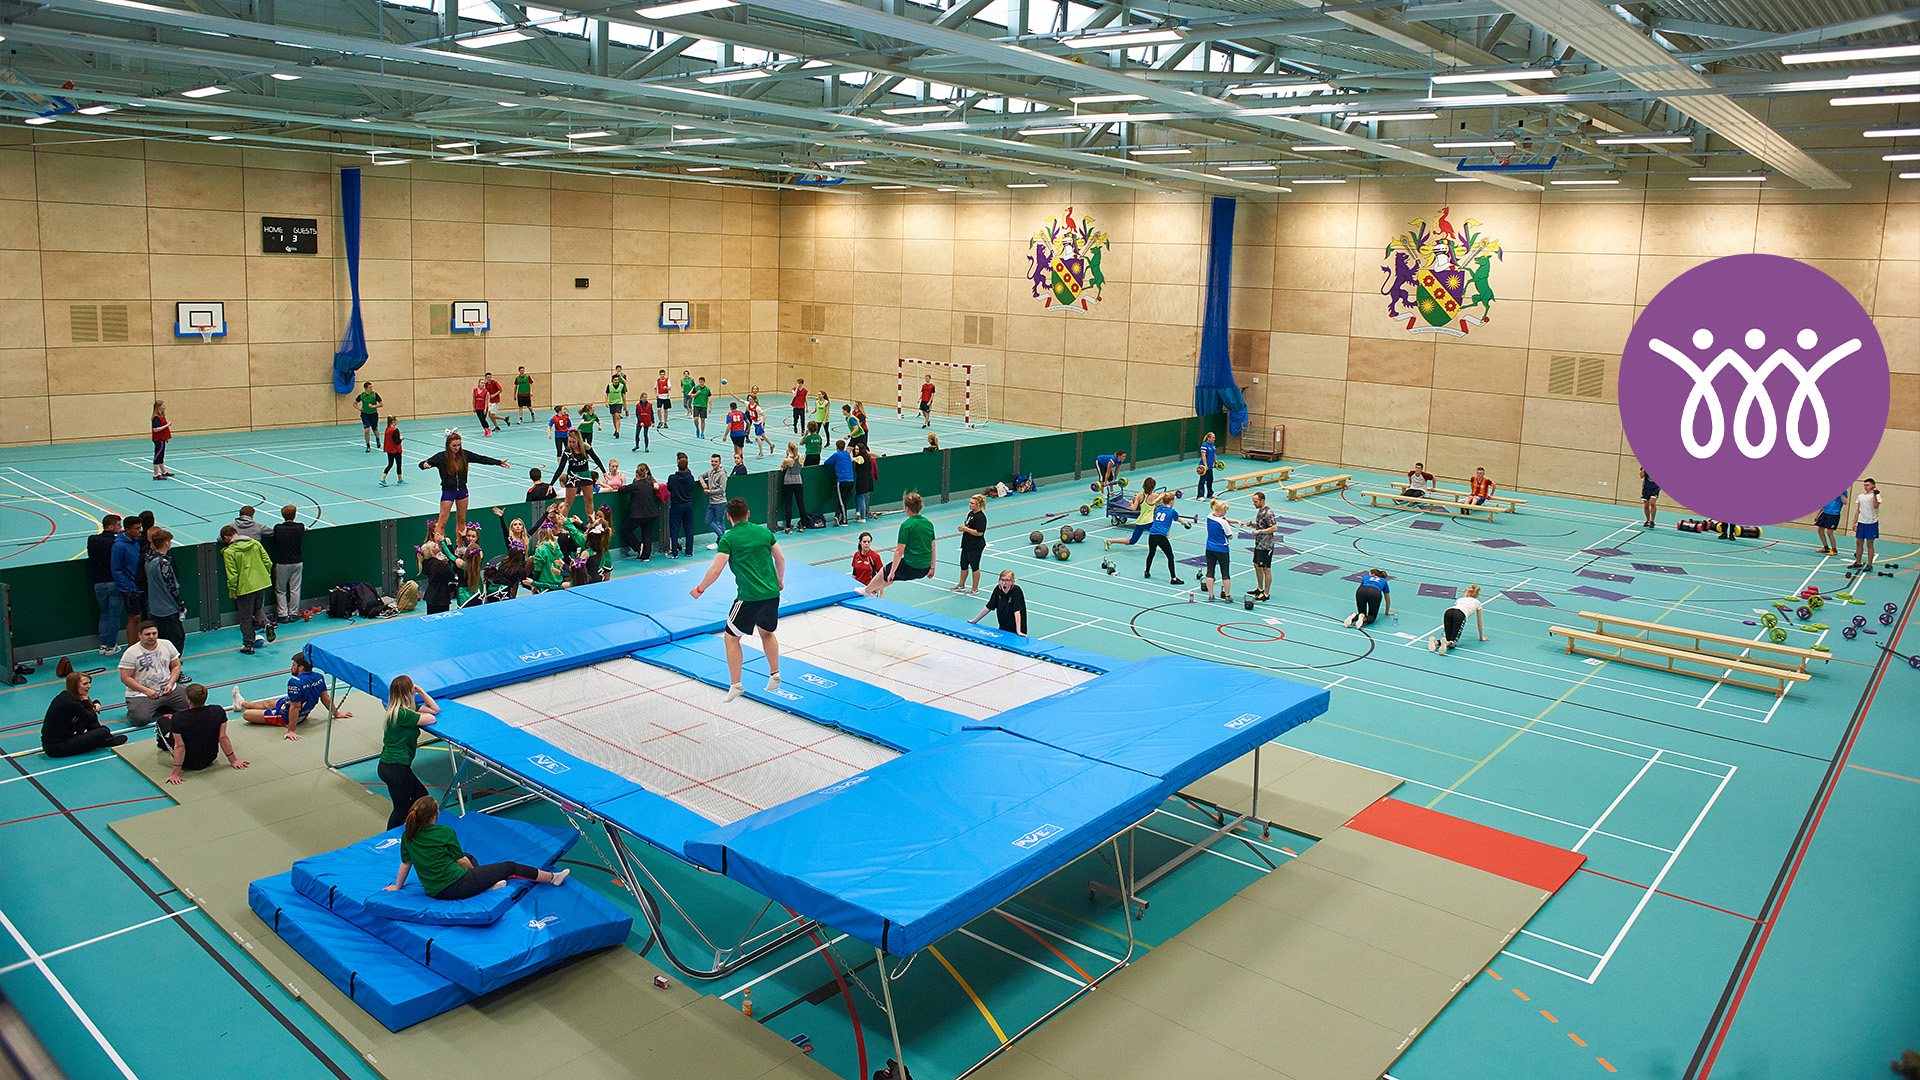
1346, 797, 1585, 892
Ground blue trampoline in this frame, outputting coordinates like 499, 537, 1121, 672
303, 562, 1330, 1065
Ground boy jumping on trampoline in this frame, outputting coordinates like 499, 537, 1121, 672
690, 497, 784, 704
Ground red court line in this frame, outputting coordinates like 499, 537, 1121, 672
1846, 764, 1920, 785
0, 795, 169, 829
1346, 796, 1585, 892
1577, 867, 1758, 923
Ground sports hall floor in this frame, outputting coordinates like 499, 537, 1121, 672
0, 417, 1913, 1080
0, 404, 1046, 567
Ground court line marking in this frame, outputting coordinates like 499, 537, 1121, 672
718, 932, 848, 999
992, 908, 1124, 965
1583, 763, 1736, 984
0, 755, 115, 786
928, 944, 1009, 1044
1515, 929, 1604, 959
955, 927, 1085, 988
0, 906, 140, 1080
1573, 751, 1661, 853
0, 907, 192, 976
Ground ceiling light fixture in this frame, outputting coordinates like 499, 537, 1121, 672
820, 159, 865, 167
270, 72, 302, 81
879, 104, 950, 115
498, 101, 519, 107
569, 130, 614, 138
1069, 111, 1177, 123
181, 85, 229, 98
206, 134, 234, 140
1434, 176, 1481, 182
1900, 171, 1920, 179
1594, 134, 1693, 144
935, 186, 962, 192
636, 0, 738, 17
1430, 68, 1556, 84
1432, 139, 1515, 148
462, 28, 535, 48
23, 116, 56, 125
436, 141, 475, 149
1864, 126, 1920, 137
76, 105, 118, 115
371, 157, 408, 165
1831, 92, 1920, 105
1127, 147, 1191, 155
1007, 182, 1048, 188
1217, 163, 1278, 171
502, 148, 553, 156
1059, 28, 1183, 49
1550, 178, 1619, 185
1292, 178, 1347, 184
909, 121, 965, 131
1423, 93, 1519, 107
697, 68, 768, 84
686, 166, 724, 172
1226, 82, 1335, 96
1070, 93, 1146, 104
1237, 102, 1344, 116
871, 184, 907, 189
1883, 152, 1920, 160
1688, 174, 1765, 181
1843, 70, 1920, 87
1291, 143, 1357, 151
1782, 42, 1920, 65
1346, 111, 1437, 121
1021, 125, 1084, 135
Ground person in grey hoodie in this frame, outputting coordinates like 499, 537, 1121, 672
701, 452, 728, 551
143, 528, 187, 657
231, 505, 271, 543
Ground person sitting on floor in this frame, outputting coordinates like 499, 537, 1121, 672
231, 652, 351, 741
41, 672, 127, 758
163, 683, 248, 785
385, 797, 570, 901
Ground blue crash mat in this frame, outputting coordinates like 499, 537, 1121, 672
249, 873, 474, 1032
683, 729, 1162, 956
580, 559, 859, 640
293, 812, 578, 926
305, 587, 668, 697
971, 656, 1328, 783
841, 595, 1117, 673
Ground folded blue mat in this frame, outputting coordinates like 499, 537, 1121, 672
248, 873, 474, 1032
293, 813, 579, 927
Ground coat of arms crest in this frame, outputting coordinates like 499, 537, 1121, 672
1028, 207, 1110, 311
1380, 207, 1502, 337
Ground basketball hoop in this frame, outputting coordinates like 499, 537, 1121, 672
461, 317, 483, 333
191, 317, 215, 344
199, 328, 214, 344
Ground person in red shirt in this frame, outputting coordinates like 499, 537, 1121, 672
850, 532, 882, 586
724, 402, 748, 454
790, 380, 807, 433
471, 378, 495, 436
654, 369, 672, 431
632, 397, 654, 452
379, 417, 405, 486
150, 400, 174, 480
1466, 467, 1496, 506
483, 371, 508, 427
919, 378, 936, 428
548, 406, 572, 465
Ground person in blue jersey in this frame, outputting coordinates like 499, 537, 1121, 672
1201, 499, 1234, 602
826, 439, 856, 526
1143, 490, 1189, 586
1094, 450, 1126, 491
1195, 432, 1217, 500
232, 652, 351, 741
1814, 488, 1848, 557
1345, 567, 1392, 628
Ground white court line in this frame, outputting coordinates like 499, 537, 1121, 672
1586, 763, 1737, 985
1495, 948, 1595, 982
1565, 523, 1640, 561
1573, 751, 1660, 852
0, 908, 192, 976
717, 932, 848, 999
1150, 807, 1294, 857
1515, 928, 1604, 958
991, 909, 1125, 965
1132, 825, 1270, 873
0, 906, 139, 1080
0, 755, 114, 786
1375, 773, 1677, 854
956, 927, 1085, 987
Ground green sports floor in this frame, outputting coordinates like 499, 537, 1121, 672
0, 423, 1914, 1080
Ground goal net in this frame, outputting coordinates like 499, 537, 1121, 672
897, 358, 989, 427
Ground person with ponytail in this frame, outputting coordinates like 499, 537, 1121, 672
377, 676, 439, 830
386, 797, 570, 900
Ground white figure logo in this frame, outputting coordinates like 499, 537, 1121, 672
1647, 327, 1859, 461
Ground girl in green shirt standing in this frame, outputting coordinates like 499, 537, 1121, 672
387, 797, 570, 901
377, 676, 439, 829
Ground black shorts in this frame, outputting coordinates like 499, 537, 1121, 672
1816, 511, 1840, 529
610, 403, 625, 416
919, 401, 932, 414
361, 413, 378, 429
1642, 485, 1660, 500
517, 394, 532, 407
730, 434, 747, 448
657, 397, 671, 411
122, 591, 147, 618
1205, 551, 1230, 578
959, 545, 984, 573
726, 597, 779, 638
886, 561, 932, 583
694, 406, 709, 420
1252, 548, 1273, 568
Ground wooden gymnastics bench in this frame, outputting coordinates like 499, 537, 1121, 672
1547, 626, 1812, 696
1570, 611, 1824, 675
1361, 490, 1497, 522
1221, 465, 1294, 492
1282, 474, 1350, 500
1389, 482, 1527, 514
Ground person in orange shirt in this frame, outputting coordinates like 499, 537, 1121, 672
1466, 467, 1496, 506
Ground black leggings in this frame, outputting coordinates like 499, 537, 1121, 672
781, 485, 808, 527
1355, 585, 1383, 624
1443, 607, 1467, 643
383, 451, 402, 477
433, 861, 541, 901
43, 726, 119, 758
474, 408, 492, 431
1205, 551, 1229, 580
379, 761, 430, 831
1146, 534, 1175, 578
620, 517, 657, 558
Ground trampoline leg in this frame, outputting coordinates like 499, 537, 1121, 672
452, 749, 468, 815
1251, 745, 1263, 838
878, 947, 908, 1080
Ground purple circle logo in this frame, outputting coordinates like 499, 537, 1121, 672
1620, 254, 1889, 526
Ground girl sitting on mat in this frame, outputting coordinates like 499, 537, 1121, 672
1429, 585, 1488, 655
385, 797, 569, 901
1103, 477, 1157, 550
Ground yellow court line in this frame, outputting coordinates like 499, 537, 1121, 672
1428, 585, 1700, 809
927, 945, 1008, 1045
1017, 898, 1143, 947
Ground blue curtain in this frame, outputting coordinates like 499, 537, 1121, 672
1193, 196, 1248, 435
332, 168, 368, 394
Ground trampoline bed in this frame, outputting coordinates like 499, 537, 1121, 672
457, 659, 900, 826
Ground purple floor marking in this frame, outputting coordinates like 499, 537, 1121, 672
1331, 515, 1365, 526
1631, 563, 1688, 574
1584, 547, 1629, 557
1292, 561, 1339, 576
1475, 538, 1524, 549
1579, 570, 1634, 584
1410, 520, 1444, 531
1418, 583, 1458, 599
1570, 585, 1629, 602
1502, 590, 1553, 607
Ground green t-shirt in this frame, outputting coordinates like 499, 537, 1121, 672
358, 390, 380, 415
514, 374, 532, 396
716, 521, 780, 601
579, 411, 598, 435
606, 381, 624, 405
680, 376, 695, 398
897, 515, 934, 569
812, 399, 829, 424
802, 432, 823, 457
692, 385, 712, 409
379, 707, 423, 765
401, 824, 468, 899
